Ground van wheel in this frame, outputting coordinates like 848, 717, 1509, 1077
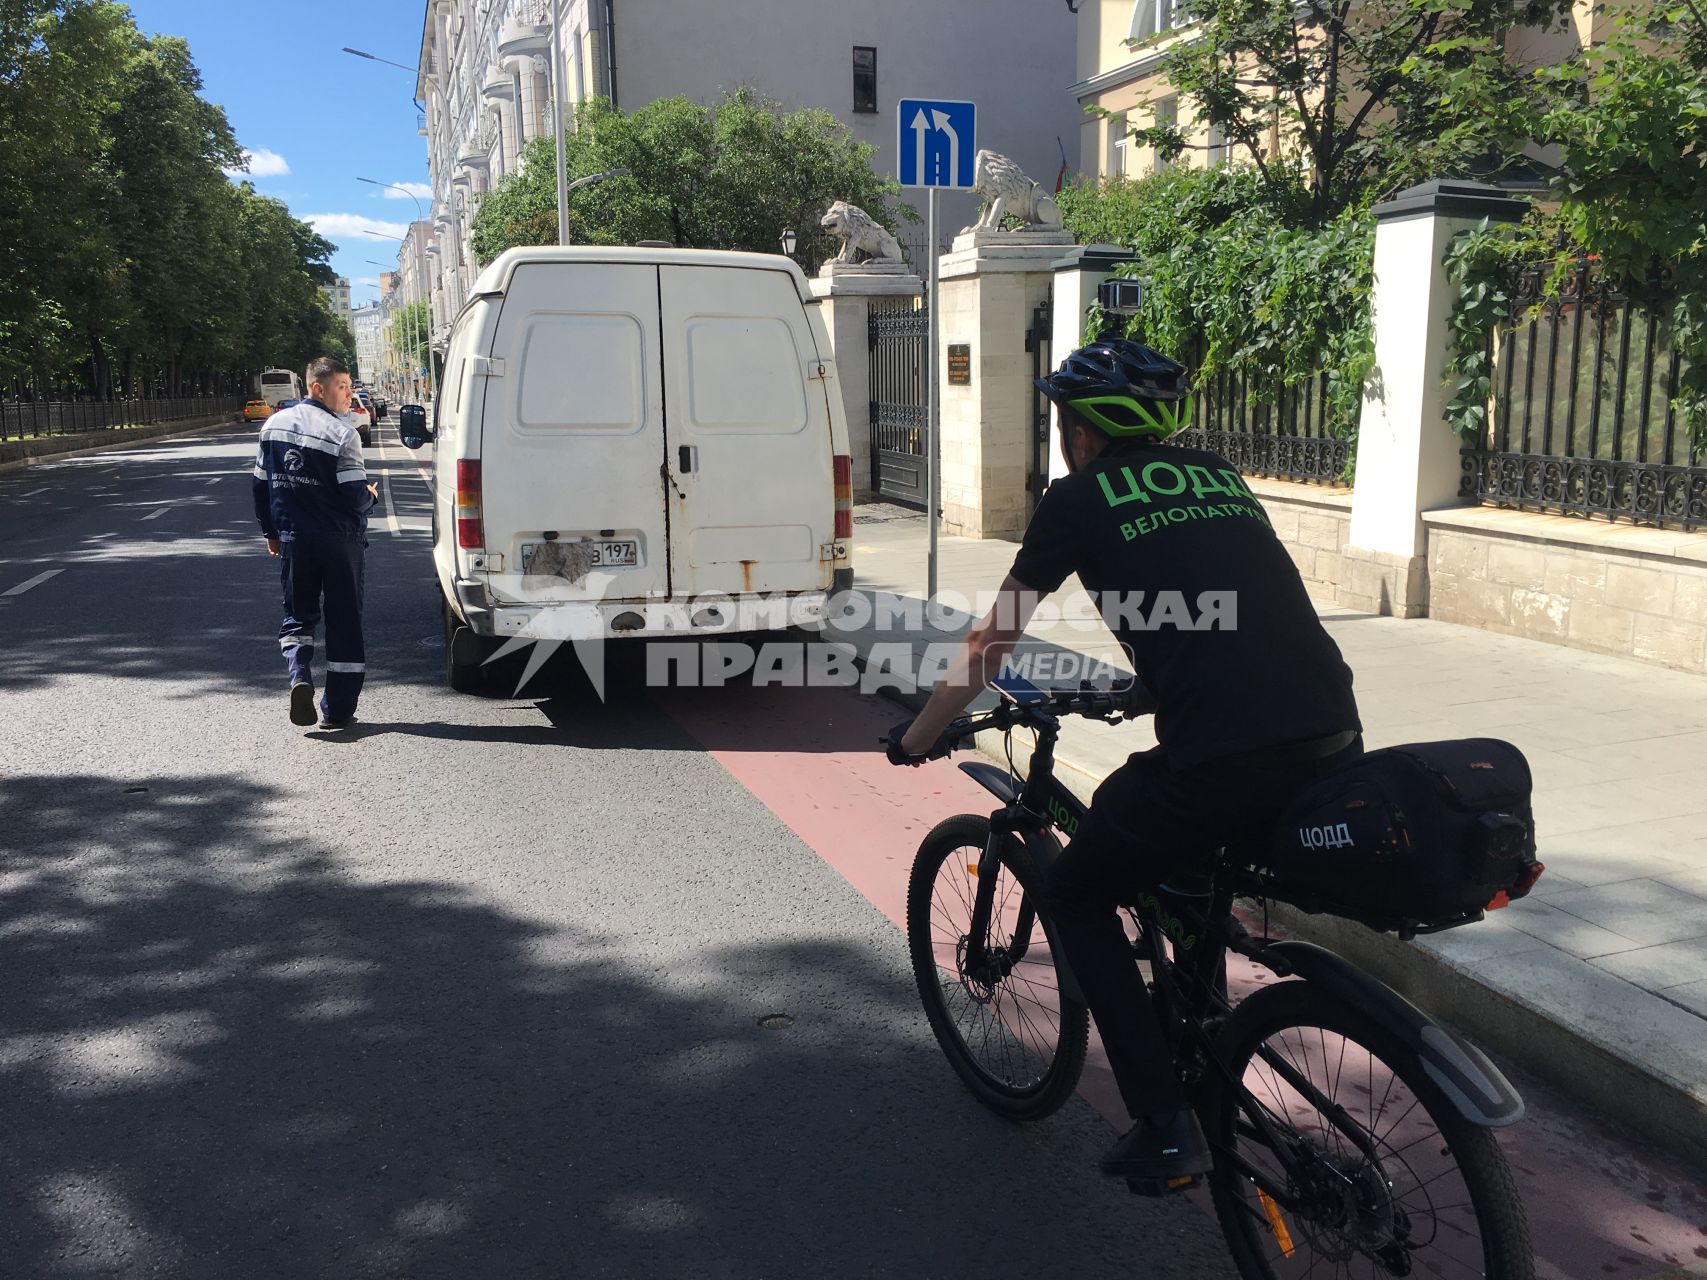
443, 598, 487, 693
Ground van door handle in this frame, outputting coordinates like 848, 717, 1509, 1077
678, 445, 697, 474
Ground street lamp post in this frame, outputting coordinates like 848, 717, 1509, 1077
781, 228, 797, 258
342, 51, 445, 405
358, 176, 440, 411
561, 169, 632, 244
547, 8, 570, 245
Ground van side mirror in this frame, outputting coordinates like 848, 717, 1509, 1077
399, 403, 431, 449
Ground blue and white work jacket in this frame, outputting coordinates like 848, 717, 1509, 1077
250, 399, 374, 542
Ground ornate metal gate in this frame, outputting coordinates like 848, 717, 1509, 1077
1026, 298, 1053, 502
868, 301, 930, 505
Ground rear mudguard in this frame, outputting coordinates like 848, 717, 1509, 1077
1264, 941, 1525, 1128
956, 762, 1083, 1003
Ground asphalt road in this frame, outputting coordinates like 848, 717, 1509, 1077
1, 423, 1704, 1279
0, 424, 1231, 1278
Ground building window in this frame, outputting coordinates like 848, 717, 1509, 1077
853, 47, 877, 114
1207, 121, 1229, 166
1129, 0, 1178, 41
1153, 97, 1177, 174
1109, 112, 1129, 177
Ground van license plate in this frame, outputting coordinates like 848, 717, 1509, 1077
591, 540, 638, 567
521, 539, 639, 572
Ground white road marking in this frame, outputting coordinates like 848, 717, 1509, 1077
205, 477, 222, 486
2, 568, 63, 597
21, 487, 49, 497
141, 507, 170, 521
373, 422, 404, 536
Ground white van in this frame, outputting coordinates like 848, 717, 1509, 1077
401, 246, 854, 691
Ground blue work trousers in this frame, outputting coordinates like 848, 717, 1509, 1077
278, 536, 366, 719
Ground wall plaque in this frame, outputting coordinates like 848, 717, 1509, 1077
947, 344, 971, 386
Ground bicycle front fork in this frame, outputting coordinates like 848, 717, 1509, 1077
964, 821, 1039, 985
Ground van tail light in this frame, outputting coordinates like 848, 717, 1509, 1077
833, 454, 853, 540
456, 458, 484, 550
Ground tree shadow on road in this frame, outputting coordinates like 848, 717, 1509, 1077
0, 773, 1224, 1278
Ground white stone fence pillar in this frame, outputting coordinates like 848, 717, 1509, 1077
1047, 243, 1135, 485
1343, 180, 1529, 616
936, 229, 1074, 539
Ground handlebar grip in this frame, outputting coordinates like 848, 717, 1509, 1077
1111, 683, 1158, 718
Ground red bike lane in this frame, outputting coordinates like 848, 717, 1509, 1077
656, 681, 1707, 1280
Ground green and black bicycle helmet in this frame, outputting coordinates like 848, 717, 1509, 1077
1035, 338, 1192, 439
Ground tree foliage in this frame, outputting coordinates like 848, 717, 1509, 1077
1443, 2, 1707, 447
0, 1, 349, 396
391, 299, 431, 378
472, 89, 915, 272
1062, 166, 1372, 441
1132, 0, 1576, 222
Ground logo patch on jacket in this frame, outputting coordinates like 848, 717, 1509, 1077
283, 448, 304, 471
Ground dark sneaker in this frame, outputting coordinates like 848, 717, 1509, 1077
317, 713, 358, 731
289, 682, 317, 727
1101, 1107, 1214, 1181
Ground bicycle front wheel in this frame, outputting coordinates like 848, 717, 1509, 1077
905, 814, 1089, 1121
1203, 980, 1533, 1279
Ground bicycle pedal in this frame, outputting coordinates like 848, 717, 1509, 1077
1125, 1174, 1201, 1198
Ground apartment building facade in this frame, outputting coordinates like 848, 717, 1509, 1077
1072, 0, 1629, 183
412, 0, 1080, 349
352, 303, 386, 385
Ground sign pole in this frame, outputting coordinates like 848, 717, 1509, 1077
926, 186, 939, 603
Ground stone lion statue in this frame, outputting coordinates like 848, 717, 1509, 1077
821, 201, 903, 265
966, 150, 1064, 233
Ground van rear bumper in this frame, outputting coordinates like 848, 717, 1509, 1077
468, 591, 832, 642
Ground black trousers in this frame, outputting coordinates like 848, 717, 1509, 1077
278, 536, 367, 719
1041, 735, 1361, 1123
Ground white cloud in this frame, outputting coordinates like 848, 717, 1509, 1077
355, 276, 380, 286
223, 147, 291, 179
376, 181, 432, 200
304, 213, 410, 243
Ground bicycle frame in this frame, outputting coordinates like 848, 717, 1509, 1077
949, 695, 1521, 1216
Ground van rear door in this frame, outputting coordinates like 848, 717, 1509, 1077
659, 264, 834, 596
478, 262, 669, 603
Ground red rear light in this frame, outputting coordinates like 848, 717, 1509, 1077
456, 458, 484, 550
833, 454, 852, 540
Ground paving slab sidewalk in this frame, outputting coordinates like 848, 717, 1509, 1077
826, 503, 1707, 1167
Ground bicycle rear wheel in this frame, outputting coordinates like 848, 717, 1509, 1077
906, 814, 1089, 1121
1203, 980, 1533, 1279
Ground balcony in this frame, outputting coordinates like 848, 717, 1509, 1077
498, 1, 552, 60
455, 130, 490, 169
480, 62, 515, 103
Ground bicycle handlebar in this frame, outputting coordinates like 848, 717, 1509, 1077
944, 682, 1156, 747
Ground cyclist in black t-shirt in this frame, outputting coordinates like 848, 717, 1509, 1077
887, 338, 1362, 1184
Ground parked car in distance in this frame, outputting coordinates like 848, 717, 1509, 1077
243, 399, 273, 421
343, 399, 373, 449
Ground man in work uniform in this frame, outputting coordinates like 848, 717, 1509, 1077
252, 355, 377, 730
886, 338, 1361, 1185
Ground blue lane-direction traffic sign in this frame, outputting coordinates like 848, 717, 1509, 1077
898, 98, 976, 190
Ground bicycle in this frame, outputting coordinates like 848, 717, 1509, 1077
903, 678, 1535, 1279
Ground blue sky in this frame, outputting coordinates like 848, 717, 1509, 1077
126, 0, 432, 308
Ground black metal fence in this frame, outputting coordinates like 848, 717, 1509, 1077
0, 394, 246, 443
1173, 361, 1350, 484
868, 300, 930, 505
1460, 261, 1704, 530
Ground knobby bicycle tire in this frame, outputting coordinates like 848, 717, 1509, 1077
1202, 980, 1534, 1279
905, 813, 1090, 1122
